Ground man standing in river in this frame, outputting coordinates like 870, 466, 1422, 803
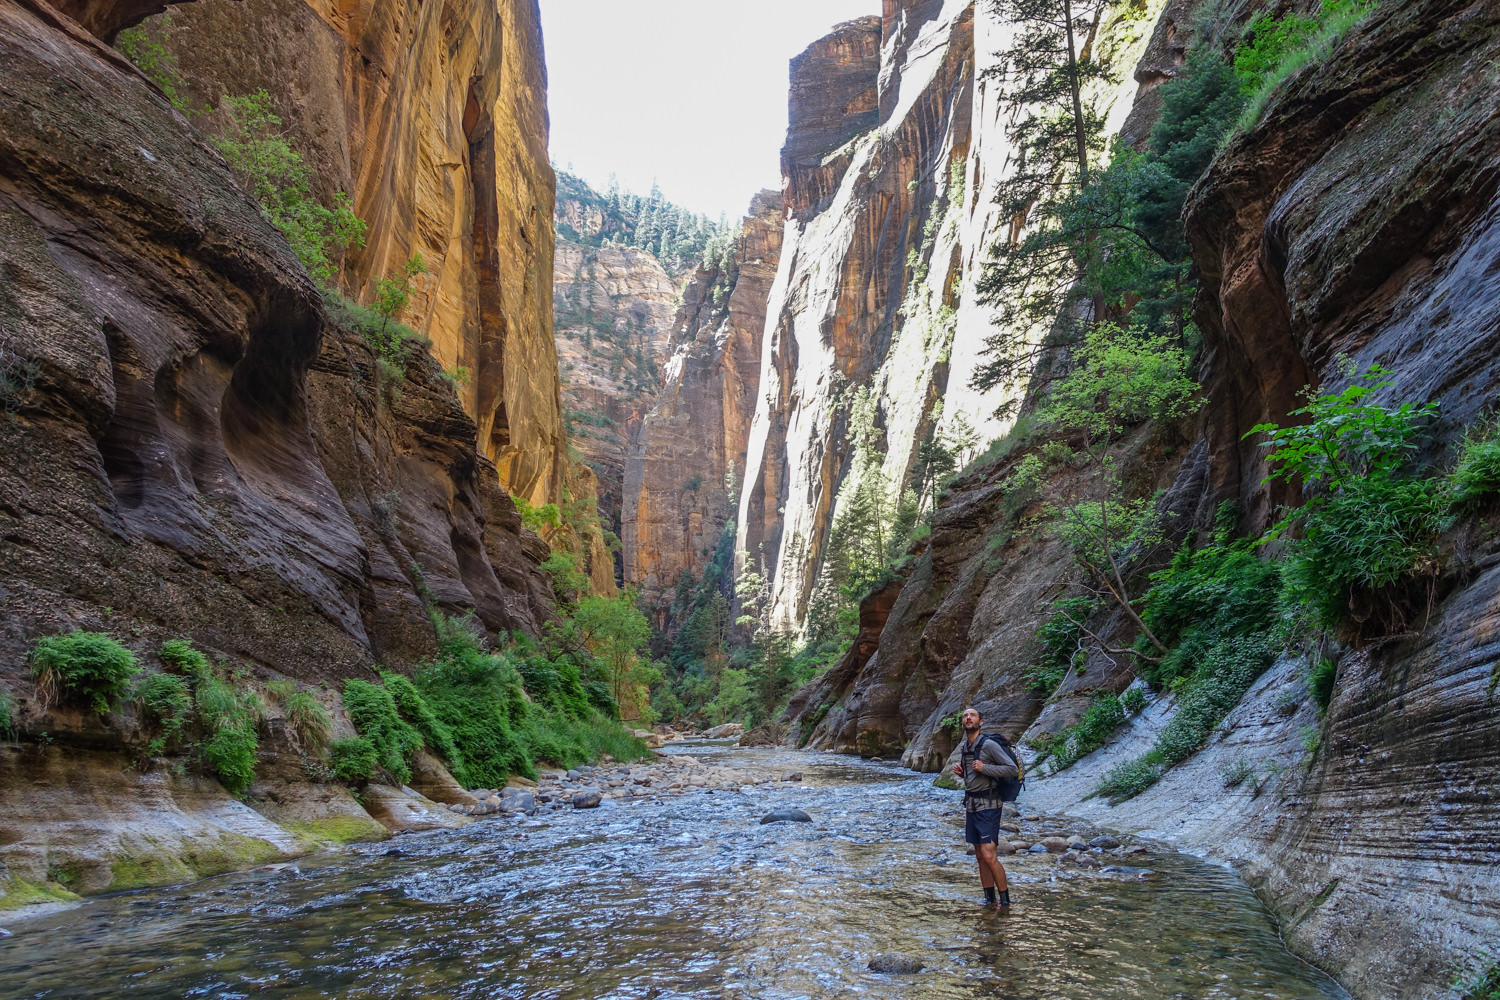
951, 706, 1019, 911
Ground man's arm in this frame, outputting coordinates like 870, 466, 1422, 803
978, 739, 1018, 780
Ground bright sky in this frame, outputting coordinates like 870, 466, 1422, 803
540, 0, 880, 221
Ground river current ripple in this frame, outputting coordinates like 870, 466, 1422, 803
0, 745, 1348, 999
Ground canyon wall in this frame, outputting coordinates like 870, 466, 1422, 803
151, 0, 570, 510
0, 0, 559, 894
552, 235, 676, 563
738, 0, 1161, 632
622, 191, 785, 605
772, 1, 1500, 997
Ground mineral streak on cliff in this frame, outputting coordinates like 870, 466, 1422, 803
622, 191, 786, 607
145, 0, 569, 511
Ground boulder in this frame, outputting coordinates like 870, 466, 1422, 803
571, 790, 602, 809
361, 785, 471, 833
1089, 835, 1122, 850
1040, 837, 1072, 853
760, 809, 813, 824
702, 723, 744, 740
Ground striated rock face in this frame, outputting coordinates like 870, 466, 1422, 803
623, 191, 784, 600
0, 0, 548, 889
147, 0, 568, 510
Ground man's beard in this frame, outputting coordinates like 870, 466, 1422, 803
962, 721, 980, 733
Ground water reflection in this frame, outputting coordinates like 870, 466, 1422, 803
0, 747, 1347, 999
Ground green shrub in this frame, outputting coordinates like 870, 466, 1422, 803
115, 13, 191, 110
159, 638, 211, 679
1455, 955, 1500, 1000
1233, 0, 1378, 130
1308, 657, 1338, 713
1097, 635, 1277, 803
380, 670, 464, 781
1449, 428, 1500, 510
194, 669, 262, 794
1139, 539, 1282, 689
284, 690, 332, 752
341, 679, 423, 786
203, 727, 258, 794
213, 90, 366, 284
135, 672, 191, 746
1220, 758, 1257, 789
329, 737, 378, 784
30, 632, 140, 713
1121, 686, 1147, 714
1280, 475, 1446, 631
0, 687, 13, 741
1028, 694, 1126, 773
1026, 597, 1093, 696
1094, 757, 1161, 801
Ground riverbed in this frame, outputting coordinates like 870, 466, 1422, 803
0, 745, 1348, 999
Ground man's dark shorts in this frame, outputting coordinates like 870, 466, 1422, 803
965, 807, 1005, 846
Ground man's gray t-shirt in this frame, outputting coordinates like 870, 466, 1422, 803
958, 734, 1018, 813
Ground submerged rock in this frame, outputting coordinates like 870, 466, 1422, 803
760, 809, 813, 824
868, 953, 924, 974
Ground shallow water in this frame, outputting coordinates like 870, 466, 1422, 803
0, 747, 1347, 999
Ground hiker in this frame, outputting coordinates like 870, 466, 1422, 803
951, 706, 1020, 911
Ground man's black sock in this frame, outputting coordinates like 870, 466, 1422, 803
983, 887, 997, 904
997, 890, 1011, 907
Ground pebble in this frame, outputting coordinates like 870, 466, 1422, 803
868, 953, 924, 974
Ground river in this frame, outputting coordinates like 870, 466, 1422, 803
0, 745, 1348, 999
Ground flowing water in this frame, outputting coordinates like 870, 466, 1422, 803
0, 746, 1347, 999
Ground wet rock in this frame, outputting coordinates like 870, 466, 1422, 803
505, 792, 536, 814
999, 821, 1021, 834
1028, 843, 1050, 853
994, 840, 1017, 855
1040, 838, 1072, 853
785, 772, 804, 782
571, 790, 602, 809
868, 953, 924, 974
1124, 845, 1148, 856
1011, 841, 1031, 853
760, 809, 813, 824
1066, 836, 1086, 849
1089, 835, 1121, 850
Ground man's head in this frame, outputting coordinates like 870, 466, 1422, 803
961, 707, 981, 733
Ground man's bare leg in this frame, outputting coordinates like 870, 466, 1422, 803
977, 842, 1010, 909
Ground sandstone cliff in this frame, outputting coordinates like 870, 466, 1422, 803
553, 240, 676, 553
773, 1, 1500, 997
622, 191, 785, 607
738, 0, 1159, 631
147, 0, 569, 511
0, 0, 556, 895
